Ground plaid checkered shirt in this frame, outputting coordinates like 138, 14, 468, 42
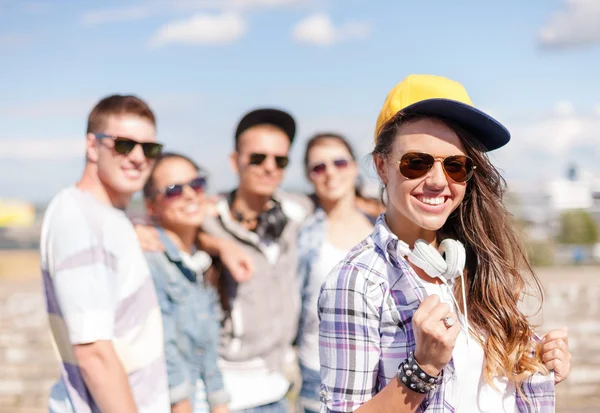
317, 215, 555, 412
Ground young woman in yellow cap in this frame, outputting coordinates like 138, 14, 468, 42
317, 74, 571, 412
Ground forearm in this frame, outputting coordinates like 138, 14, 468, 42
171, 399, 193, 413
354, 377, 425, 413
74, 341, 137, 413
197, 231, 223, 256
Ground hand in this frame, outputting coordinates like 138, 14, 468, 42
202, 195, 220, 218
134, 224, 163, 252
412, 294, 461, 376
171, 399, 193, 413
218, 239, 254, 283
542, 327, 571, 385
210, 405, 230, 413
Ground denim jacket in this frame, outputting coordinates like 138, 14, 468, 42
145, 228, 230, 409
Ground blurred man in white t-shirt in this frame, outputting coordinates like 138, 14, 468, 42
40, 95, 170, 413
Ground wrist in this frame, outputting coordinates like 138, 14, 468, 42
412, 351, 442, 376
397, 352, 442, 394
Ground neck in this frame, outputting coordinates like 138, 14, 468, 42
385, 208, 437, 249
232, 186, 272, 218
76, 164, 131, 210
320, 191, 357, 221
163, 226, 197, 254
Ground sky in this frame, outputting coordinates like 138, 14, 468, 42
0, 0, 599, 203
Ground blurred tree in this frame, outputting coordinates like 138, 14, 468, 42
557, 209, 599, 245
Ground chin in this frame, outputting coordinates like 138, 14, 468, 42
413, 215, 450, 232
252, 185, 278, 197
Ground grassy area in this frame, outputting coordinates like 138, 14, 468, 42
0, 249, 40, 279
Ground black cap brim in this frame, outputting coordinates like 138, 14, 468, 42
402, 99, 510, 151
235, 108, 296, 144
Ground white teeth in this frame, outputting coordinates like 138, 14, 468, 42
418, 196, 445, 206
123, 169, 141, 178
184, 204, 200, 214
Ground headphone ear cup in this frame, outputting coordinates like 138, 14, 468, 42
409, 239, 447, 279
438, 239, 466, 281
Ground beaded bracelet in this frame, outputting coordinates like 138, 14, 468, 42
396, 352, 442, 394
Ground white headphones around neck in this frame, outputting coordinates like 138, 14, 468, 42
397, 237, 471, 342
396, 238, 466, 282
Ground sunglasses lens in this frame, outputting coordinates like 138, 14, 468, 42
164, 185, 183, 199
190, 177, 207, 192
399, 152, 435, 179
142, 143, 163, 159
443, 156, 474, 182
249, 153, 267, 165
275, 156, 289, 169
113, 138, 136, 155
333, 159, 349, 169
311, 163, 326, 175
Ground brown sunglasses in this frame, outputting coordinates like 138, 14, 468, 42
397, 152, 476, 183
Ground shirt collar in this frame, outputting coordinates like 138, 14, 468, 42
157, 227, 184, 262
371, 214, 403, 269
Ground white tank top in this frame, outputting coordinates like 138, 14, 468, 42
298, 241, 348, 371
422, 282, 517, 413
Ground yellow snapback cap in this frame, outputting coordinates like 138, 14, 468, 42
374, 74, 510, 151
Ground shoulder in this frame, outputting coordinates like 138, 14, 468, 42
276, 191, 315, 223
321, 236, 388, 296
298, 208, 326, 241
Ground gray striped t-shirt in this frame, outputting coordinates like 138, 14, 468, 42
40, 186, 170, 413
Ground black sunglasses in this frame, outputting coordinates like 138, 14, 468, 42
248, 153, 289, 169
156, 176, 207, 199
397, 152, 476, 183
94, 133, 163, 159
309, 158, 350, 175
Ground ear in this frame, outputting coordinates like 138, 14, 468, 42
86, 133, 99, 162
229, 151, 240, 174
373, 154, 389, 186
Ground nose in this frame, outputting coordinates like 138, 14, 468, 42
128, 143, 146, 165
424, 160, 447, 189
324, 162, 336, 179
262, 155, 278, 173
181, 184, 197, 200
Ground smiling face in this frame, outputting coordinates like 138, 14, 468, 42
146, 156, 206, 231
306, 137, 358, 205
89, 114, 157, 197
232, 124, 291, 197
374, 117, 468, 242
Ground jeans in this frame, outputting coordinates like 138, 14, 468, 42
234, 398, 290, 413
297, 364, 321, 413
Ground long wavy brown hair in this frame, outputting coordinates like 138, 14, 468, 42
373, 112, 548, 393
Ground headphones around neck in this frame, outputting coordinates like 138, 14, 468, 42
396, 238, 466, 282
397, 237, 471, 342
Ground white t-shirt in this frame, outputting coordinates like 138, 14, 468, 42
299, 241, 348, 371
41, 186, 170, 413
421, 282, 516, 413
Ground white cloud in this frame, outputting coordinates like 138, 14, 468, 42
79, 0, 307, 27
553, 101, 576, 116
507, 104, 600, 156
149, 13, 246, 47
0, 98, 95, 119
80, 6, 153, 27
491, 103, 600, 187
0, 138, 84, 161
291, 13, 370, 46
22, 1, 50, 14
171, 0, 305, 10
538, 0, 600, 49
0, 34, 32, 48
